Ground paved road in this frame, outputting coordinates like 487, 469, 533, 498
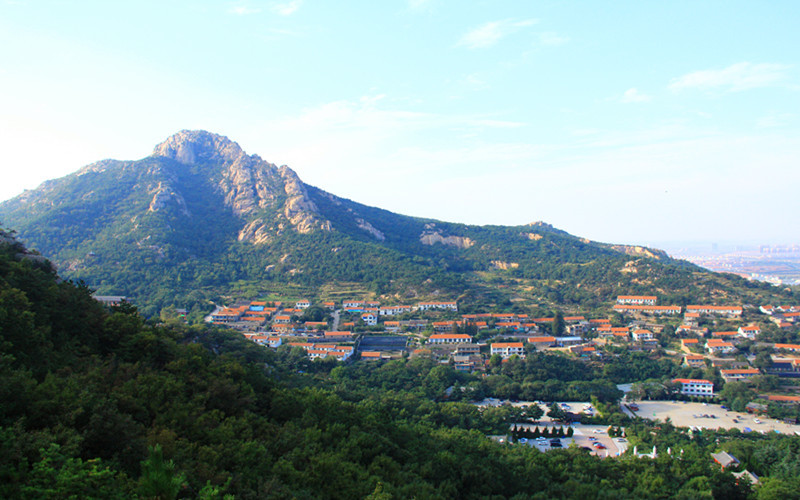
331, 309, 341, 330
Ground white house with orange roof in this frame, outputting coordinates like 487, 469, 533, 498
417, 301, 458, 312
673, 378, 714, 397
738, 325, 761, 339
490, 342, 525, 358
686, 305, 743, 317
706, 339, 735, 355
617, 295, 657, 305
295, 299, 311, 309
427, 333, 471, 344
684, 354, 706, 368
361, 313, 377, 326
632, 329, 655, 342
720, 368, 760, 383
612, 304, 681, 315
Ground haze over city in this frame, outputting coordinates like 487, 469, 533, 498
1, 1, 798, 245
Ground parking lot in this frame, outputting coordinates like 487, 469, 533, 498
627, 401, 800, 435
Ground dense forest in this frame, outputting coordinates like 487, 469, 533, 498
3, 228, 800, 498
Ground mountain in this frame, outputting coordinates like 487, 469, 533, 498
0, 130, 791, 317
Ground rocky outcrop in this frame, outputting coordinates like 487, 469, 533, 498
420, 232, 474, 249
523, 233, 543, 241
148, 181, 190, 216
356, 218, 385, 241
610, 245, 668, 260
278, 166, 331, 234
152, 130, 246, 165
152, 130, 332, 239
491, 261, 519, 270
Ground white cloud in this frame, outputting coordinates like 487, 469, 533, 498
621, 87, 651, 103
271, 0, 302, 16
669, 62, 792, 92
457, 19, 538, 49
538, 31, 569, 46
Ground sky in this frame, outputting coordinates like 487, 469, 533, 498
1, 1, 798, 247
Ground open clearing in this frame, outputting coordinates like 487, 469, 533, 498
628, 401, 800, 435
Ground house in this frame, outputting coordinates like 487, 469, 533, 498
379, 305, 413, 316
93, 295, 128, 306
295, 299, 311, 309
490, 342, 525, 358
766, 395, 800, 404
527, 336, 556, 349
686, 305, 743, 317
681, 338, 700, 348
416, 301, 458, 312
325, 331, 354, 340
720, 368, 760, 383
706, 339, 735, 355
711, 451, 739, 469
555, 336, 583, 347
617, 295, 657, 305
323, 301, 336, 310
684, 355, 706, 368
632, 329, 655, 342
455, 345, 481, 356
343, 301, 364, 308
211, 308, 243, 323
360, 351, 383, 361
738, 324, 761, 339
361, 313, 377, 326
432, 321, 458, 332
774, 343, 800, 353
673, 378, 714, 397
428, 333, 472, 344
732, 470, 759, 486
612, 305, 681, 315
384, 321, 401, 332
760, 305, 776, 315
677, 325, 708, 336
273, 315, 292, 324
249, 335, 282, 348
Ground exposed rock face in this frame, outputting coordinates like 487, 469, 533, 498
356, 218, 386, 241
152, 130, 246, 165
152, 130, 331, 240
278, 166, 331, 234
524, 233, 543, 241
610, 245, 667, 260
420, 232, 474, 249
148, 181, 190, 216
491, 261, 519, 270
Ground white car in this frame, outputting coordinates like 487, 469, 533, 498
754, 418, 762, 424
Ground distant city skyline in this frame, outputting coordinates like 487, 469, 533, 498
1, 1, 798, 246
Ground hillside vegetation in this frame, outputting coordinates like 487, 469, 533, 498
0, 131, 793, 319
8, 228, 800, 498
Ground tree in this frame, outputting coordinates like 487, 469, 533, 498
547, 402, 567, 423
138, 445, 185, 500
552, 311, 565, 336
525, 404, 544, 423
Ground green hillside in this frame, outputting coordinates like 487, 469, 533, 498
0, 131, 793, 318
7, 228, 800, 499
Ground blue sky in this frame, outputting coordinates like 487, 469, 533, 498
1, 1, 798, 245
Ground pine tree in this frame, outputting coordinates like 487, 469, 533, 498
138, 445, 185, 500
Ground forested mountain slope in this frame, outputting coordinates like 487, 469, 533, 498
0, 131, 791, 317
5, 228, 795, 499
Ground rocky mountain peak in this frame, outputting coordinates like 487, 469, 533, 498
152, 130, 245, 165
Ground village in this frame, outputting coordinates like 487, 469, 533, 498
205, 294, 800, 412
